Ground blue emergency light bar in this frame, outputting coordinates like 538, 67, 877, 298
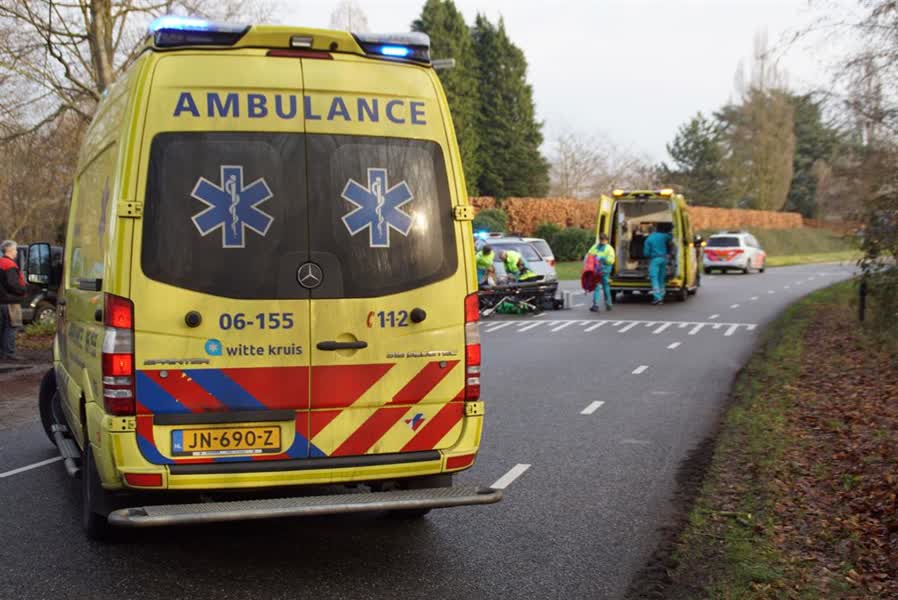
148, 16, 249, 47
354, 32, 430, 64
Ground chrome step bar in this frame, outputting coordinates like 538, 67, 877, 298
108, 486, 502, 527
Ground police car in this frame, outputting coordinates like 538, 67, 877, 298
703, 231, 767, 274
38, 17, 500, 538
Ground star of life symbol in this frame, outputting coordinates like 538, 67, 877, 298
191, 165, 274, 248
341, 168, 414, 248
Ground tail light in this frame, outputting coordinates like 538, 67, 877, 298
102, 294, 135, 416
464, 293, 481, 401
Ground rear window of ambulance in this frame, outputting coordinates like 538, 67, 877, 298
141, 132, 456, 299
306, 135, 457, 298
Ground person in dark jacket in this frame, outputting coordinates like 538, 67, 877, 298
0, 240, 27, 360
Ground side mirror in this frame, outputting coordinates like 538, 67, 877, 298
26, 242, 52, 287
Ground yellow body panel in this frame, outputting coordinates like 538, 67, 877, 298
56, 32, 481, 493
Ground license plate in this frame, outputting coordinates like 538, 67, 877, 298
171, 426, 281, 457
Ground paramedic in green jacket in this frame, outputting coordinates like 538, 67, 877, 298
499, 249, 534, 282
644, 224, 673, 305
475, 244, 495, 285
588, 233, 616, 312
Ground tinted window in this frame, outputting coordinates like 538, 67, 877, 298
306, 135, 457, 298
529, 240, 553, 258
707, 236, 740, 248
491, 243, 541, 261
142, 133, 309, 299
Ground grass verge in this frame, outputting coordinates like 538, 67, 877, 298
649, 281, 898, 598
764, 250, 860, 267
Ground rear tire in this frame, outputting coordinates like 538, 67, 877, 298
759, 260, 766, 273
38, 371, 62, 446
704, 267, 711, 274
82, 444, 112, 540
34, 302, 56, 324
676, 285, 688, 302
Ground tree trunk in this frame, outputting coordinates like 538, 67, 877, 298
87, 0, 115, 94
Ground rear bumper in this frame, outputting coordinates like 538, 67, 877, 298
93, 403, 485, 491
107, 485, 502, 527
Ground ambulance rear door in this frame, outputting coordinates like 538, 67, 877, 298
301, 56, 468, 460
130, 52, 314, 465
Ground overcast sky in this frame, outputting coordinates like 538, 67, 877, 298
280, 0, 846, 163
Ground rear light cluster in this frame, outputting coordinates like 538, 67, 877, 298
102, 294, 135, 416
464, 293, 481, 401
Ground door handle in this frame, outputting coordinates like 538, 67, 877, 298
316, 340, 368, 351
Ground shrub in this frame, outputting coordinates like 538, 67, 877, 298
551, 228, 595, 261
534, 222, 562, 246
473, 208, 508, 234
24, 320, 56, 337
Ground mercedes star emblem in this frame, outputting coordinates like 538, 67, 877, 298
297, 262, 323, 289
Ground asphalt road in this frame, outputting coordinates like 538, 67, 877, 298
0, 263, 856, 600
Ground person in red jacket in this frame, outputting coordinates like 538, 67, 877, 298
0, 240, 27, 361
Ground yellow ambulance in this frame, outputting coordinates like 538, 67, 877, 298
37, 17, 499, 538
596, 189, 702, 301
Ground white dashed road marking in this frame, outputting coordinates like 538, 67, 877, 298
667, 342, 681, 349
485, 322, 512, 333
730, 304, 740, 309
653, 322, 672, 334
491, 464, 531, 490
688, 324, 705, 335
632, 365, 649, 375
484, 319, 758, 338
618, 322, 639, 333
750, 296, 759, 300
724, 324, 740, 336
580, 401, 605, 415
518, 322, 542, 332
584, 322, 606, 332
768, 290, 775, 294
551, 321, 576, 332
0, 456, 63, 479
709, 314, 720, 319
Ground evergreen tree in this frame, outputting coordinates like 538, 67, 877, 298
661, 112, 728, 205
784, 93, 841, 218
472, 15, 549, 198
412, 0, 482, 194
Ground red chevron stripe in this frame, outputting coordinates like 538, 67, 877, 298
310, 409, 342, 439
310, 364, 393, 409
223, 366, 309, 410
144, 370, 227, 413
400, 393, 465, 452
331, 361, 459, 457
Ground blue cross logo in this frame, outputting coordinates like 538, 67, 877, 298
341, 168, 414, 248
190, 165, 274, 248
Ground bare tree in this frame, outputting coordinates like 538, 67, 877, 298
0, 0, 273, 138
329, 0, 369, 33
549, 131, 656, 198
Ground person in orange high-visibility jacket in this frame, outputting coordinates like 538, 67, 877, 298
587, 233, 615, 312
